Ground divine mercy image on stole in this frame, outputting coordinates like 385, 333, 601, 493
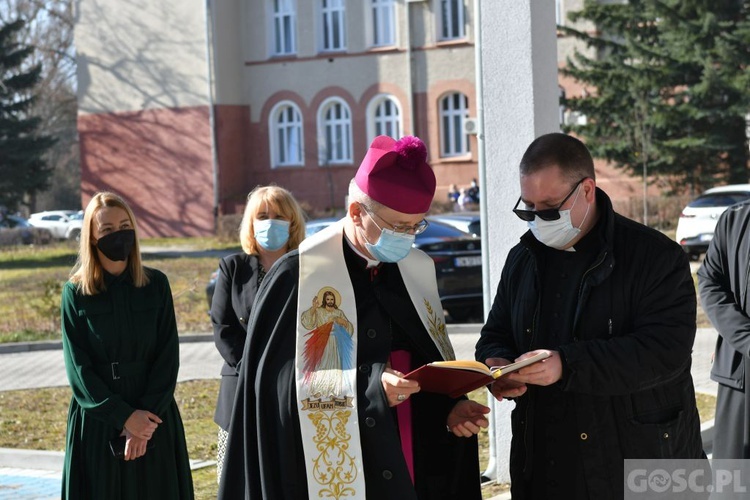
300, 286, 355, 398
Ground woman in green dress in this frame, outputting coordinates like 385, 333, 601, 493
61, 192, 194, 499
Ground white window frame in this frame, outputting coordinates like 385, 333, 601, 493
371, 0, 395, 47
320, 0, 346, 52
439, 0, 466, 41
271, 0, 297, 56
367, 94, 403, 143
439, 92, 469, 157
269, 101, 304, 168
556, 0, 564, 27
317, 97, 353, 165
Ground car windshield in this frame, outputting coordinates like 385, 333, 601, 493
688, 192, 750, 208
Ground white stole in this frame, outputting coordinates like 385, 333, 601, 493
294, 219, 455, 499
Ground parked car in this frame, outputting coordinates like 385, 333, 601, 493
675, 184, 750, 259
65, 211, 84, 241
28, 210, 78, 240
0, 214, 53, 245
427, 211, 481, 237
0, 214, 33, 230
205, 217, 483, 322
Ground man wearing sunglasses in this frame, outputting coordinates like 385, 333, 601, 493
476, 133, 704, 499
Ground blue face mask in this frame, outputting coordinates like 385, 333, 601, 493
254, 219, 290, 251
364, 227, 415, 263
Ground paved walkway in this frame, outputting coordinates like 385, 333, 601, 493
0, 326, 718, 499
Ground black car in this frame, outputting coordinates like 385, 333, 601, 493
412, 219, 482, 322
206, 218, 483, 322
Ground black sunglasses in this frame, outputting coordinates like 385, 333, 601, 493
512, 178, 586, 222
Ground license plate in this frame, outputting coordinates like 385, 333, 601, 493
454, 256, 481, 267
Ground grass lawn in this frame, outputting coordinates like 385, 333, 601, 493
0, 239, 239, 343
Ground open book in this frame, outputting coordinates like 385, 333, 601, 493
403, 352, 551, 399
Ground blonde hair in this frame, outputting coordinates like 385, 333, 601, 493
239, 185, 306, 255
69, 192, 149, 295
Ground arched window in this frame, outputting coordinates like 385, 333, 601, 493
368, 95, 402, 142
272, 0, 296, 55
371, 0, 395, 47
439, 0, 466, 41
440, 92, 469, 157
320, 0, 346, 51
270, 102, 304, 167
318, 98, 352, 164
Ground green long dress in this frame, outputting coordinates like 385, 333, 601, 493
60, 268, 194, 499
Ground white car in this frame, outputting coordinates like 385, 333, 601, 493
28, 210, 78, 240
64, 211, 84, 241
675, 184, 750, 259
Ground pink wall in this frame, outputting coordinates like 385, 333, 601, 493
78, 106, 215, 237
214, 104, 252, 213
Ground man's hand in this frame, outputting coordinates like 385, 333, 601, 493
124, 409, 162, 440
486, 357, 527, 401
381, 367, 420, 407
447, 400, 490, 437
505, 349, 562, 387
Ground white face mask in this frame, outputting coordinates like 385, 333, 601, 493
528, 185, 590, 249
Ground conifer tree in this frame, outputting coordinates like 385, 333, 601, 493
561, 0, 750, 192
0, 18, 56, 211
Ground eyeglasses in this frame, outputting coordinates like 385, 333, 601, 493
360, 204, 429, 235
512, 178, 586, 222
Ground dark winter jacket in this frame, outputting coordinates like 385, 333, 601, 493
476, 188, 704, 499
698, 202, 750, 390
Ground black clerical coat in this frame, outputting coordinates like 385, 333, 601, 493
218, 241, 481, 500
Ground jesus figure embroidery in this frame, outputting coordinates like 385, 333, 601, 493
300, 287, 355, 398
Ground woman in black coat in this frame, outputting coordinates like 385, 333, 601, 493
210, 185, 306, 480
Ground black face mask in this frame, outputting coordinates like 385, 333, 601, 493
96, 229, 136, 262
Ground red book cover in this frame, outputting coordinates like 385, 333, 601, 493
403, 352, 551, 399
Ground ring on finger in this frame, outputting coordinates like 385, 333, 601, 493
397, 393, 407, 401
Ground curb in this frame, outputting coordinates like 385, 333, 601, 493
0, 333, 214, 354
0, 341, 65, 354
0, 324, 483, 355
0, 447, 215, 472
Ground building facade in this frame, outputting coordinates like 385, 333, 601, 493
76, 0, 479, 236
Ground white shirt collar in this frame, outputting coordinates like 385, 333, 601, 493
343, 233, 380, 268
